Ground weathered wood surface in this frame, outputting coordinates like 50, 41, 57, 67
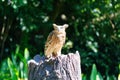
28, 51, 81, 80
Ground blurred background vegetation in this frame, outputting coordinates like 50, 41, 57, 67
0, 0, 120, 80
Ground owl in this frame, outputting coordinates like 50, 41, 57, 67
44, 24, 69, 58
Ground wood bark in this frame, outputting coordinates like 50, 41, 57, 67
28, 51, 81, 80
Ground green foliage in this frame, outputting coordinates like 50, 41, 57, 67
90, 64, 103, 80
90, 64, 97, 80
7, 58, 18, 80
0, 59, 11, 80
0, 0, 120, 79
0, 47, 29, 80
82, 64, 118, 80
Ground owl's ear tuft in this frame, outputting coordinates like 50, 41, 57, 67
64, 24, 69, 28
53, 24, 57, 29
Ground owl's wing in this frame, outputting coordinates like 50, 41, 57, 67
44, 32, 54, 51
46, 32, 54, 44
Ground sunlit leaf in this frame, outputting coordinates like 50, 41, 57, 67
90, 64, 97, 80
24, 48, 29, 60
7, 58, 19, 80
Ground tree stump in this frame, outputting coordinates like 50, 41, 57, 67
28, 51, 81, 80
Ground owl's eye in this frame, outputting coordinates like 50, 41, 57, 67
54, 26, 58, 30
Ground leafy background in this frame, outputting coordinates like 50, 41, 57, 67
0, 0, 120, 80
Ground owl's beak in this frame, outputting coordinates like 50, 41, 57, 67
57, 28, 60, 32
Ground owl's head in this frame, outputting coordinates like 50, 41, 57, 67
53, 24, 69, 32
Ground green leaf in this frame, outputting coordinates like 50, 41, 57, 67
118, 74, 120, 80
7, 58, 19, 80
97, 72, 103, 80
24, 48, 29, 60
82, 74, 87, 80
90, 64, 97, 80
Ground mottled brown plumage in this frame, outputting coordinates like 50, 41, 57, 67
44, 24, 68, 58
